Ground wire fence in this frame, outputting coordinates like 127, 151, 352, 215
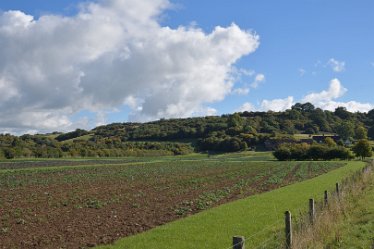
223, 160, 373, 249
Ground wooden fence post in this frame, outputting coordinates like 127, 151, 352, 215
335, 183, 340, 198
324, 190, 328, 206
233, 236, 245, 249
309, 198, 315, 224
285, 211, 292, 249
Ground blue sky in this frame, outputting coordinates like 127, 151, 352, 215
0, 0, 373, 133
163, 0, 374, 110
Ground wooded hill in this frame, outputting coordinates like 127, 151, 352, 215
1, 103, 374, 159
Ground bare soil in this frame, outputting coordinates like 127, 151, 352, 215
0, 160, 343, 249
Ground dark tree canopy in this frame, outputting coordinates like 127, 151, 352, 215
1, 103, 374, 159
352, 139, 373, 160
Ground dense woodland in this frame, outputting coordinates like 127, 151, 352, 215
1, 103, 374, 159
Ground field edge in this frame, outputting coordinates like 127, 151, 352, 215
96, 161, 366, 249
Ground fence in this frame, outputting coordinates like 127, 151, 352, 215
229, 160, 374, 249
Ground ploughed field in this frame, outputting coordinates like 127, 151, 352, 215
0, 156, 345, 249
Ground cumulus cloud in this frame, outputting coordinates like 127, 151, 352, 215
236, 102, 255, 112
301, 79, 373, 112
237, 97, 294, 112
0, 0, 259, 133
327, 58, 345, 72
316, 101, 374, 113
250, 73, 265, 88
300, 78, 374, 112
237, 79, 373, 114
231, 72, 264, 96
232, 87, 250, 95
260, 96, 294, 112
302, 78, 347, 103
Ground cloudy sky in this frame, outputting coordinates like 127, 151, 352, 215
0, 0, 374, 134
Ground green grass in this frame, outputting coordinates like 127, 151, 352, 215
293, 133, 312, 140
96, 161, 365, 249
327, 173, 374, 248
61, 134, 94, 143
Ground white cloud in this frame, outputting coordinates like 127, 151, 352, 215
237, 97, 294, 113
260, 96, 294, 112
232, 87, 250, 95
283, 78, 373, 113
327, 58, 345, 72
238, 68, 255, 77
0, 0, 259, 133
237, 79, 374, 114
194, 107, 217, 117
302, 79, 374, 112
315, 101, 374, 113
231, 70, 264, 96
237, 102, 255, 112
250, 73, 265, 88
302, 78, 347, 103
302, 79, 373, 112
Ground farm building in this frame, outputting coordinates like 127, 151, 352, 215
312, 135, 340, 143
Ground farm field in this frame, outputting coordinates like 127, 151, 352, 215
98, 161, 366, 249
0, 153, 349, 248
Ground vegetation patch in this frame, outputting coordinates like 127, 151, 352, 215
95, 161, 364, 249
0, 154, 348, 248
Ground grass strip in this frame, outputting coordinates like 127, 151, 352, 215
96, 161, 365, 249
325, 171, 374, 248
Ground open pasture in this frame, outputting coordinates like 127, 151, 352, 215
0, 155, 345, 248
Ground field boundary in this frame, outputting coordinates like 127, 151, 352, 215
232, 160, 374, 249
96, 161, 366, 249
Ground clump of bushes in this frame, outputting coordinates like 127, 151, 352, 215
273, 143, 354, 161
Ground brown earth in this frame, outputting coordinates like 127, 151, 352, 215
0, 160, 343, 249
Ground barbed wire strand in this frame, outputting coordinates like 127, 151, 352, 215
223, 237, 246, 249
251, 236, 277, 249
222, 219, 281, 249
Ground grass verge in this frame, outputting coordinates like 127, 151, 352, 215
96, 161, 365, 249
293, 163, 374, 249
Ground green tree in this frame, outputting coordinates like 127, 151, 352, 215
227, 113, 243, 128
292, 102, 315, 112
310, 108, 331, 132
324, 137, 337, 147
273, 146, 291, 161
367, 126, 374, 140
307, 145, 326, 160
335, 121, 354, 140
352, 139, 373, 160
367, 109, 374, 121
334, 107, 351, 119
3, 148, 15, 159
325, 146, 353, 160
354, 126, 368, 139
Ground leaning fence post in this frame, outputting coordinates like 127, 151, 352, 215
309, 198, 315, 224
285, 211, 292, 249
233, 236, 245, 249
335, 183, 340, 198
324, 190, 328, 206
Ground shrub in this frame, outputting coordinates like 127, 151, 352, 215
274, 144, 352, 161
273, 146, 292, 161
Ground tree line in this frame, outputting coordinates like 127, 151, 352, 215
273, 139, 372, 161
1, 103, 374, 158
0, 134, 193, 159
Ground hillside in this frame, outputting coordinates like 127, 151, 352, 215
1, 103, 374, 159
